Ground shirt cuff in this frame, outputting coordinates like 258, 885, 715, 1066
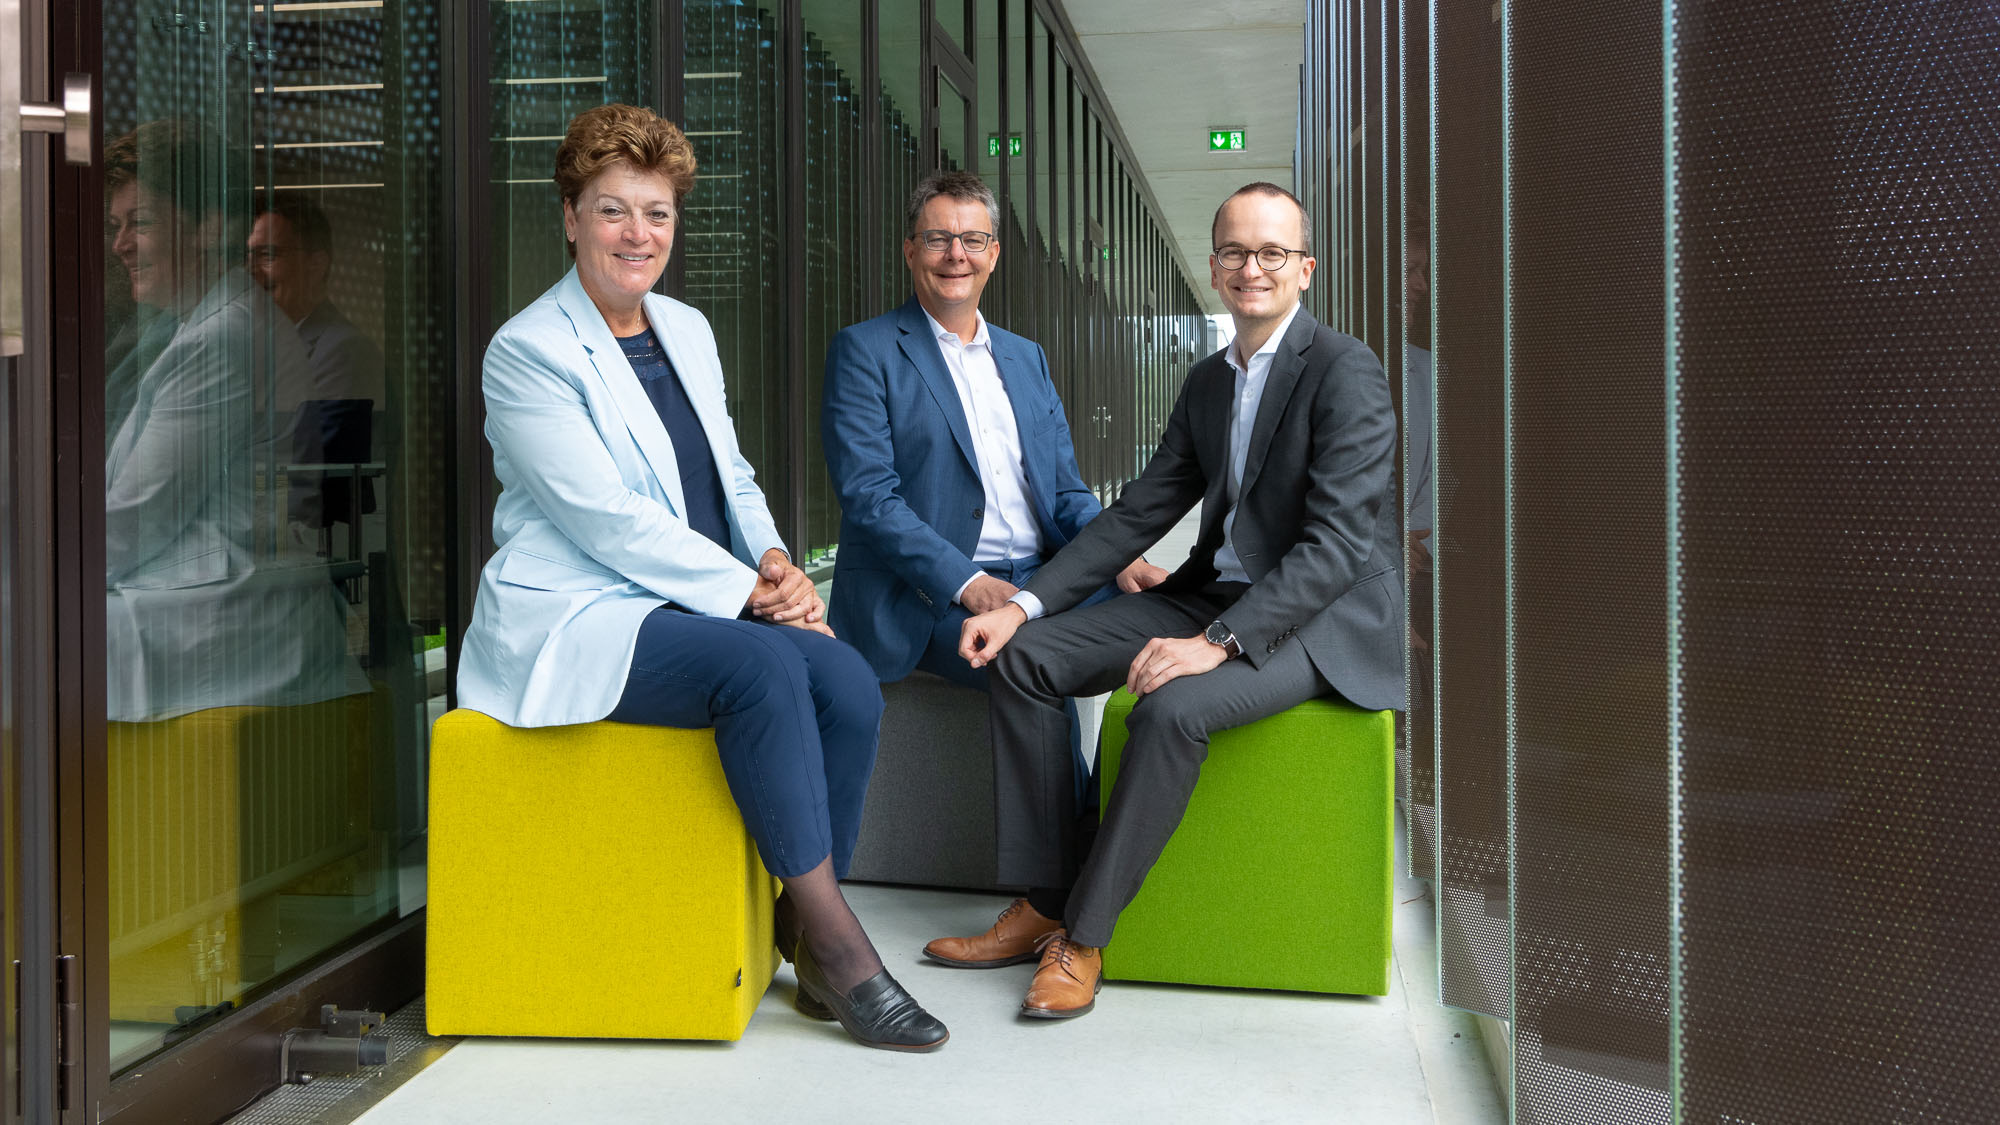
952, 570, 983, 606
1008, 590, 1046, 620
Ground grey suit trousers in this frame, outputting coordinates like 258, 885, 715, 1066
990, 584, 1332, 947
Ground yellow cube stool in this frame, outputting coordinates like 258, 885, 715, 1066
426, 710, 779, 1040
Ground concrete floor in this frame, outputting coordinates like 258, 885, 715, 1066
345, 817, 1501, 1125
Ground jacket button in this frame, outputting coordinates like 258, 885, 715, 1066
972, 507, 984, 519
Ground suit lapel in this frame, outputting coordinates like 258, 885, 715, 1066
1237, 307, 1315, 501
1193, 355, 1234, 500
896, 299, 979, 472
556, 270, 686, 515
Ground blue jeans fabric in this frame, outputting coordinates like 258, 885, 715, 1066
912, 555, 1115, 809
607, 606, 884, 880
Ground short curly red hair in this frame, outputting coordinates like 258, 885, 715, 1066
553, 104, 697, 256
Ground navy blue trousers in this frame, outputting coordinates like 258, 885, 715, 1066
608, 606, 883, 880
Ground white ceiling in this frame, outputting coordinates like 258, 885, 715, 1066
1060, 0, 1305, 313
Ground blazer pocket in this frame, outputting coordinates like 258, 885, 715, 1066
496, 549, 622, 592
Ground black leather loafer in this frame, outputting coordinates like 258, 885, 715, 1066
793, 943, 949, 1052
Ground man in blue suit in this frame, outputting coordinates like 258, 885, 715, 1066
822, 170, 1164, 689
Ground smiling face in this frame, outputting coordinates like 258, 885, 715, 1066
563, 162, 677, 328
109, 180, 207, 311
903, 195, 999, 328
247, 211, 330, 323
1209, 191, 1316, 330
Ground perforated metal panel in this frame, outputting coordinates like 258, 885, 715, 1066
1672, 2, 2000, 1120
1506, 0, 1672, 1119
1430, 0, 1509, 1022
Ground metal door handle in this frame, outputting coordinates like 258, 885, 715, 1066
20, 72, 92, 166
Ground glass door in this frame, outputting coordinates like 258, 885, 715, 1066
92, 0, 445, 1099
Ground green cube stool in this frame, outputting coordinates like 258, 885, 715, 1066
1097, 690, 1394, 995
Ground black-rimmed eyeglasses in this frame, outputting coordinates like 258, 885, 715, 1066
1213, 245, 1307, 271
914, 229, 996, 253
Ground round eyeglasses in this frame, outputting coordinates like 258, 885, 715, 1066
1213, 245, 1307, 271
914, 229, 996, 254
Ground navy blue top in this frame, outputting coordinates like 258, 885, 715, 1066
617, 328, 731, 553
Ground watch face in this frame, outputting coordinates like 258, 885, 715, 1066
1205, 621, 1230, 646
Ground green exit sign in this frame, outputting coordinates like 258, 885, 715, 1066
1208, 128, 1246, 152
986, 133, 1024, 158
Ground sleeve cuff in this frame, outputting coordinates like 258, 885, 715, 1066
1009, 590, 1046, 620
952, 570, 982, 606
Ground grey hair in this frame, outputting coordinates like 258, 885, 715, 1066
905, 170, 1000, 238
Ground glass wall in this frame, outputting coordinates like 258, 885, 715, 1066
98, 0, 443, 1072
682, 0, 788, 544
802, 2, 868, 562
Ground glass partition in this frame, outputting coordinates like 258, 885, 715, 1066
682, 0, 788, 534
99, 0, 444, 1071
802, 2, 867, 563
937, 71, 969, 174
878, 0, 924, 304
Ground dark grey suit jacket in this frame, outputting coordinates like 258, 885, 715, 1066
1022, 306, 1405, 711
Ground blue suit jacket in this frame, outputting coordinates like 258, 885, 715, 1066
822, 298, 1100, 680
457, 269, 788, 727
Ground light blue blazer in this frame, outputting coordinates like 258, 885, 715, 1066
457, 269, 787, 727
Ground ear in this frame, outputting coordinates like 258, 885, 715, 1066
1297, 255, 1317, 290
562, 197, 579, 244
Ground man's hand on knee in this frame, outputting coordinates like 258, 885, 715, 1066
959, 603, 1028, 669
1126, 635, 1229, 696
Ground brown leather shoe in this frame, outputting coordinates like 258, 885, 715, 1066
923, 899, 1064, 968
1021, 934, 1102, 1019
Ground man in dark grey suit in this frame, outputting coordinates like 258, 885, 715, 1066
924, 182, 1403, 1019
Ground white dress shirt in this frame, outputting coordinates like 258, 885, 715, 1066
922, 309, 1043, 604
1007, 303, 1302, 623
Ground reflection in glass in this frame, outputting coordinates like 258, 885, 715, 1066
937, 72, 969, 174
934, 0, 966, 55
1004, 0, 1033, 337
100, 0, 440, 1071
803, 2, 867, 562
879, 0, 925, 306
684, 0, 788, 538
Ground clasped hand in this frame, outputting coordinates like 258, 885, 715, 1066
960, 607, 1227, 695
747, 548, 833, 635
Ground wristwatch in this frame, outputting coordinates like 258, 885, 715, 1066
1204, 620, 1243, 659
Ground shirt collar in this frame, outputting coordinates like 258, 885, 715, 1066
1226, 302, 1302, 376
921, 306, 990, 349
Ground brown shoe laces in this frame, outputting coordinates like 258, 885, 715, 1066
1035, 931, 1094, 979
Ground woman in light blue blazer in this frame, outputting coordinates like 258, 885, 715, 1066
456, 104, 945, 1052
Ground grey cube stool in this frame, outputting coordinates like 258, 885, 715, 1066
845, 669, 1005, 890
